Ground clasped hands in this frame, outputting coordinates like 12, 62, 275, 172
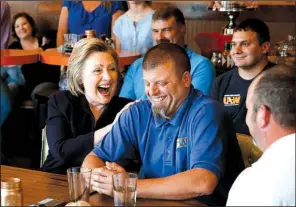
91, 161, 126, 197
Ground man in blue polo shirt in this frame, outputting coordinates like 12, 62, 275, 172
83, 43, 244, 206
119, 7, 215, 100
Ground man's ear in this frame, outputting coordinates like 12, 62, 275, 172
261, 42, 270, 54
179, 24, 186, 35
182, 71, 191, 87
257, 104, 271, 128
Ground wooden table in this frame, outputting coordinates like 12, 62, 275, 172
1, 165, 205, 206
1, 49, 41, 66
40, 49, 141, 69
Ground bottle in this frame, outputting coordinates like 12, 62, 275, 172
222, 42, 233, 70
85, 30, 96, 39
217, 53, 223, 70
1, 178, 23, 206
211, 52, 218, 67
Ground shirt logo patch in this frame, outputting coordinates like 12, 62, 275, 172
223, 94, 241, 106
176, 137, 187, 149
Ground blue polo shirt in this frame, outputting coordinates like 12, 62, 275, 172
119, 47, 215, 100
93, 88, 226, 180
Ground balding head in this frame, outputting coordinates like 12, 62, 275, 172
142, 43, 190, 78
251, 65, 296, 129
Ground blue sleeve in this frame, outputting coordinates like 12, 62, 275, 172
191, 58, 215, 95
62, 1, 70, 7
189, 103, 225, 180
111, 2, 125, 14
119, 60, 138, 100
46, 95, 94, 166
92, 107, 138, 167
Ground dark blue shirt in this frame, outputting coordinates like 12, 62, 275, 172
93, 88, 244, 205
62, 1, 125, 37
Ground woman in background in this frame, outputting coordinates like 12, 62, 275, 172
56, 1, 125, 46
8, 12, 60, 102
113, 1, 154, 55
43, 39, 132, 174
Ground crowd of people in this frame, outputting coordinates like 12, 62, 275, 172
1, 1, 295, 206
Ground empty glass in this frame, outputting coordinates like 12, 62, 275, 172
67, 167, 92, 205
113, 173, 138, 207
63, 34, 83, 49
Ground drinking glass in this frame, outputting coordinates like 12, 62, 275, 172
67, 167, 92, 204
112, 173, 138, 207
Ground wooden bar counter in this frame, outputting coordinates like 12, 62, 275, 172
1, 165, 205, 206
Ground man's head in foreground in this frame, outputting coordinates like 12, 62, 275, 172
142, 43, 191, 119
246, 64, 296, 151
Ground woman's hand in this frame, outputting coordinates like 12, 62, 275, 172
94, 100, 139, 146
91, 162, 126, 197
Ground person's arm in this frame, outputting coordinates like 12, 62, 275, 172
46, 95, 94, 166
191, 57, 216, 95
94, 100, 138, 145
56, 6, 69, 46
137, 168, 217, 200
82, 152, 105, 169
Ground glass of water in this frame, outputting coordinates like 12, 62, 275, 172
112, 173, 138, 206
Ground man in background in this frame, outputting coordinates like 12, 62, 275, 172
227, 65, 295, 206
210, 18, 275, 135
120, 7, 215, 100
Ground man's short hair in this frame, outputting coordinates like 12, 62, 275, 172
152, 7, 185, 26
234, 18, 270, 45
253, 65, 296, 129
142, 43, 191, 77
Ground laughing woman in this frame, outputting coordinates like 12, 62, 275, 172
42, 39, 132, 174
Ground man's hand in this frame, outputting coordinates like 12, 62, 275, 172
91, 162, 126, 197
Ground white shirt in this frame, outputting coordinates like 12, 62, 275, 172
227, 133, 295, 206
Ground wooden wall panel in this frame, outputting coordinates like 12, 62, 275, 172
6, 1, 296, 54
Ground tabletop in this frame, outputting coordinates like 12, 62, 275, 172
1, 49, 41, 66
1, 49, 141, 70
39, 49, 141, 69
1, 165, 205, 206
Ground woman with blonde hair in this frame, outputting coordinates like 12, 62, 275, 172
42, 39, 132, 174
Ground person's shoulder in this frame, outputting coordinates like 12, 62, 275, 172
215, 67, 237, 83
129, 56, 144, 70
186, 47, 211, 64
114, 12, 128, 25
49, 90, 77, 105
128, 100, 151, 113
111, 96, 133, 107
8, 41, 21, 49
190, 89, 225, 115
62, 1, 72, 8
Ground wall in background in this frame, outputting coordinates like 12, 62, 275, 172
7, 1, 296, 54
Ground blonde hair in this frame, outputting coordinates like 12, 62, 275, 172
67, 38, 119, 96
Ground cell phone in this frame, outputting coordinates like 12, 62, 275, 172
29, 198, 67, 207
